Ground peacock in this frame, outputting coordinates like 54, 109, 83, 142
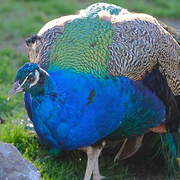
9, 3, 180, 180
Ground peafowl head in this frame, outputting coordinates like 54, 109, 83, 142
9, 62, 48, 97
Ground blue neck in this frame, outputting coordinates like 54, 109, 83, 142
28, 75, 57, 97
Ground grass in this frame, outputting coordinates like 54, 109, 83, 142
0, 0, 179, 179
0, 122, 179, 179
0, 124, 129, 180
0, 0, 179, 48
93, 0, 180, 18
0, 49, 27, 122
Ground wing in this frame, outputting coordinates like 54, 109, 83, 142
26, 8, 180, 96
108, 13, 180, 96
111, 66, 179, 160
142, 65, 179, 132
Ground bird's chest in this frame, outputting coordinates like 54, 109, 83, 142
29, 75, 165, 149
31, 96, 63, 138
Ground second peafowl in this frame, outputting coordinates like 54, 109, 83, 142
9, 3, 180, 180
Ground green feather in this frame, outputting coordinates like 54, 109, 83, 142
49, 16, 113, 77
160, 132, 180, 178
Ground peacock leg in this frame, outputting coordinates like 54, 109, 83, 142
83, 146, 94, 180
81, 141, 106, 180
93, 142, 106, 180
114, 135, 144, 161
114, 138, 128, 162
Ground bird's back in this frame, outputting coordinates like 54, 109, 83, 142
27, 3, 180, 96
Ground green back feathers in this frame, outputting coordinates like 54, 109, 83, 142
31, 3, 126, 77
35, 3, 126, 77
49, 15, 113, 77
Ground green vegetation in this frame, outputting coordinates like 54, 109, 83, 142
0, 49, 26, 121
0, 0, 179, 179
93, 0, 180, 18
0, 124, 129, 179
0, 0, 179, 48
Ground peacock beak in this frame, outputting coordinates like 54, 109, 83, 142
8, 81, 23, 99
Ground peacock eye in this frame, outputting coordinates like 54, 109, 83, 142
27, 74, 35, 83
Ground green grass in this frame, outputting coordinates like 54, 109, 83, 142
0, 122, 178, 179
0, 124, 129, 180
93, 0, 180, 18
0, 49, 27, 121
0, 0, 179, 48
0, 0, 179, 179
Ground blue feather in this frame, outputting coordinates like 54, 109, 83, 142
24, 92, 32, 120
24, 68, 166, 150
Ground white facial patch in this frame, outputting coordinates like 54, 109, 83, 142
19, 70, 40, 89
29, 70, 40, 88
19, 75, 29, 89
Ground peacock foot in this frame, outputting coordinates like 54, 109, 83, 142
93, 175, 106, 180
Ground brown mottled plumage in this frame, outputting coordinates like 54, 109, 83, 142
26, 5, 180, 96
107, 12, 180, 95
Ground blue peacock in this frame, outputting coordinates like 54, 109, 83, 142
9, 3, 180, 180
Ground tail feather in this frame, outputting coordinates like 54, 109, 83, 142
160, 132, 180, 178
